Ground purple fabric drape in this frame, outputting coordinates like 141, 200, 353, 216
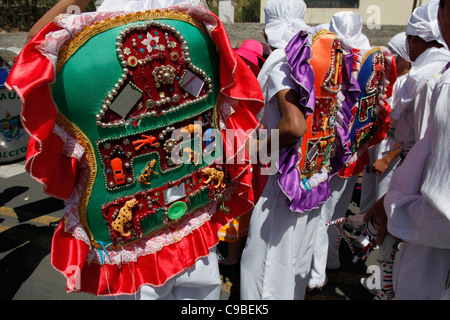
285, 30, 316, 116
278, 31, 360, 213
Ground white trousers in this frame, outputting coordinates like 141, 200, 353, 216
240, 175, 321, 300
308, 175, 358, 288
359, 146, 401, 215
106, 248, 222, 300
393, 243, 450, 300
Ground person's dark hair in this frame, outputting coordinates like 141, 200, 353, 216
440, 0, 445, 9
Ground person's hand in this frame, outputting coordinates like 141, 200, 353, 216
364, 195, 387, 244
371, 158, 389, 175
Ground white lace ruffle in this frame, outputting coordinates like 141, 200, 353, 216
52, 124, 85, 160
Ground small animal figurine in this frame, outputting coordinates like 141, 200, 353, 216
139, 159, 158, 185
202, 167, 225, 189
112, 198, 138, 237
182, 123, 202, 136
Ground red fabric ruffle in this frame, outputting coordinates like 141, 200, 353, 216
6, 22, 77, 200
209, 12, 264, 221
52, 209, 230, 295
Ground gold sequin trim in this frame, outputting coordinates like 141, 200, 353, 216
56, 112, 98, 247
360, 47, 384, 70
312, 29, 335, 43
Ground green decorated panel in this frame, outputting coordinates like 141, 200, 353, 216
52, 14, 228, 248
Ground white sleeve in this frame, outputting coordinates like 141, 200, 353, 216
266, 60, 298, 103
384, 80, 450, 249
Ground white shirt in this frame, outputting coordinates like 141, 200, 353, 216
386, 67, 450, 247
256, 48, 299, 174
394, 47, 450, 154
384, 66, 450, 300
257, 49, 298, 132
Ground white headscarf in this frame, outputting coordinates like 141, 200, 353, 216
329, 11, 371, 50
264, 0, 309, 49
388, 32, 412, 63
406, 0, 446, 46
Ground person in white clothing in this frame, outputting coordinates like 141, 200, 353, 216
307, 11, 372, 290
240, 0, 321, 300
395, 0, 450, 160
359, 32, 411, 220
360, 1, 448, 299
357, 33, 411, 298
364, 0, 450, 300
241, 0, 359, 299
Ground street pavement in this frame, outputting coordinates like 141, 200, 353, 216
0, 160, 99, 300
1, 160, 377, 300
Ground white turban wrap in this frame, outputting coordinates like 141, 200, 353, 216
329, 11, 371, 50
388, 32, 412, 63
264, 0, 309, 49
406, 0, 446, 46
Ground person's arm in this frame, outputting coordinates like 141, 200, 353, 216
256, 88, 307, 155
371, 142, 402, 175
363, 195, 388, 245
275, 88, 307, 147
26, 0, 92, 44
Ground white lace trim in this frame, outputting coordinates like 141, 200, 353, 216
52, 124, 85, 160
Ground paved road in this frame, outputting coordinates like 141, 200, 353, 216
0, 160, 377, 300
0, 160, 99, 300
217, 232, 377, 301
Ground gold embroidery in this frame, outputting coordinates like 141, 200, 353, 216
360, 47, 384, 70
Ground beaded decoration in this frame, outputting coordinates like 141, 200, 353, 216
322, 38, 343, 94
51, 11, 233, 249
101, 162, 229, 246
98, 105, 229, 246
79, 16, 226, 247
95, 20, 213, 128
96, 109, 215, 191
348, 50, 387, 153
296, 32, 342, 180
365, 53, 385, 95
